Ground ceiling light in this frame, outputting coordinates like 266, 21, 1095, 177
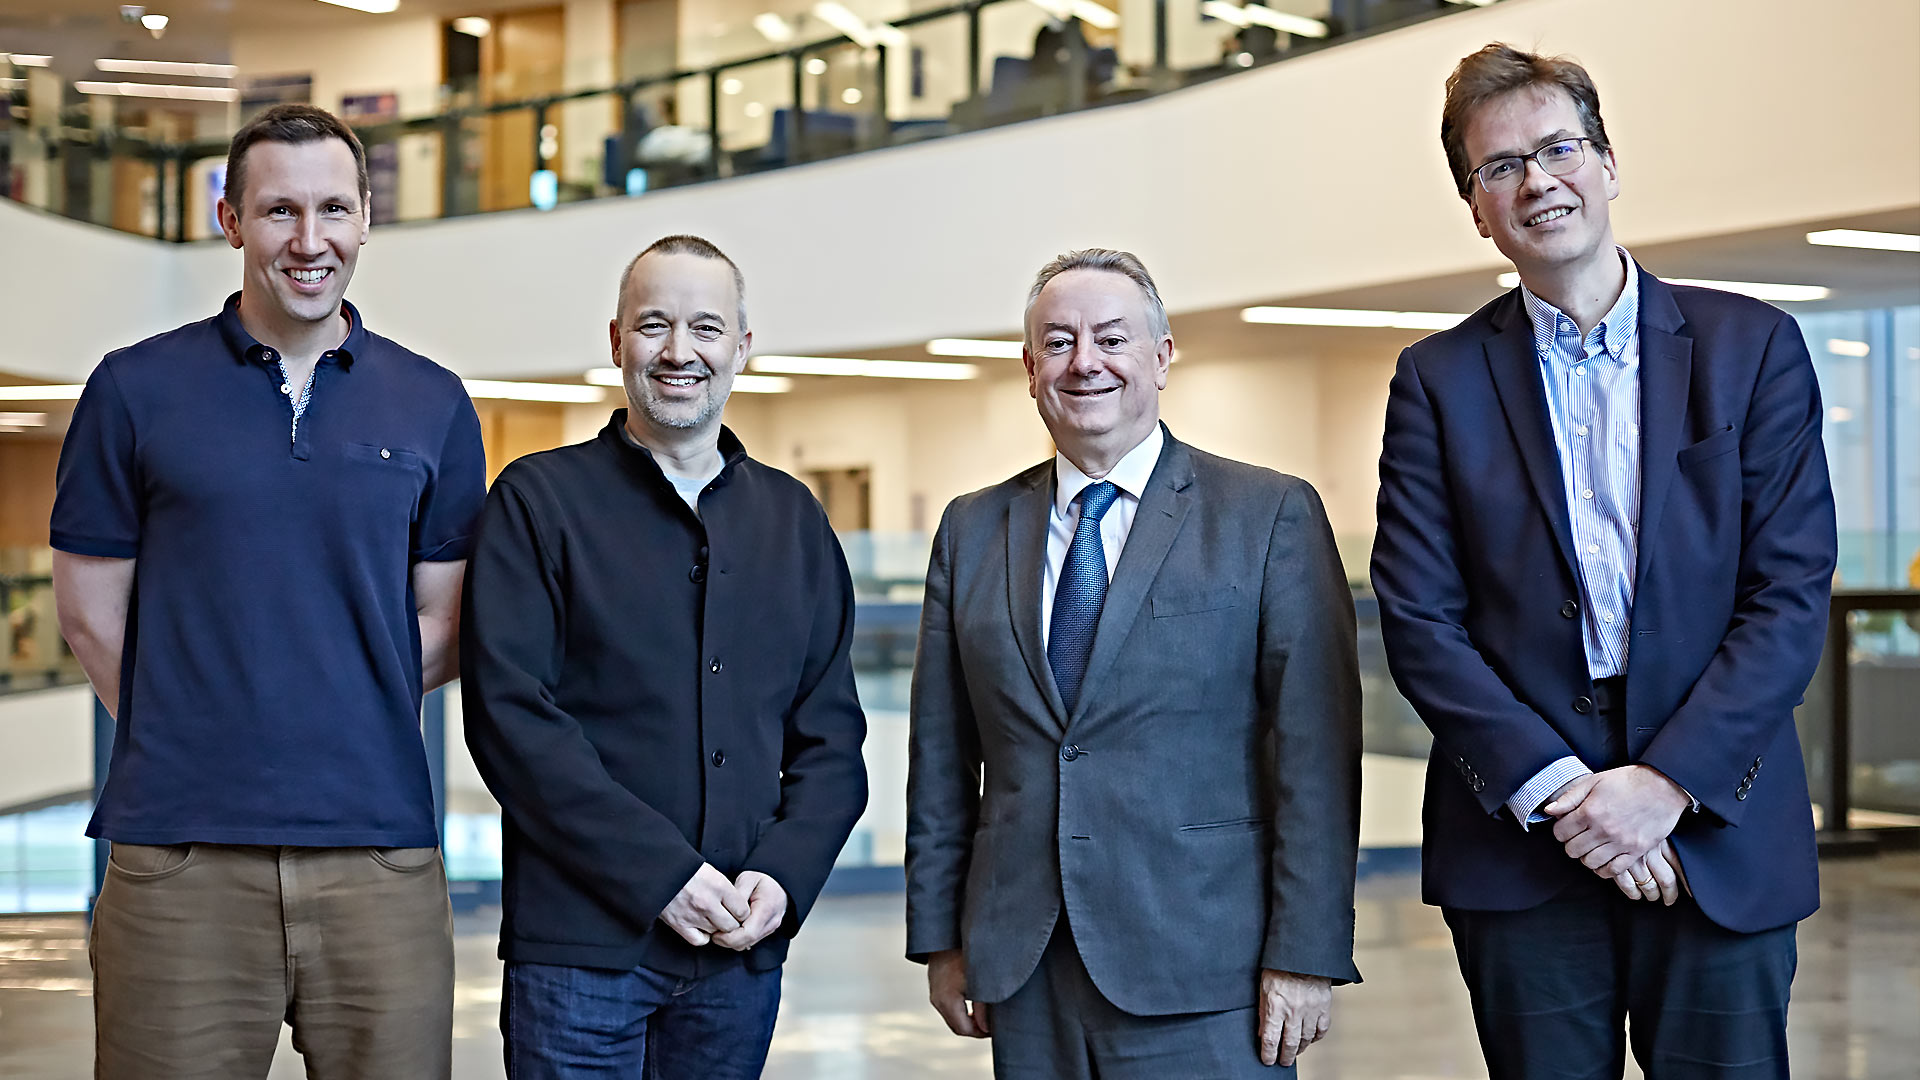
722, 77, 743, 95
1240, 306, 1467, 330
1826, 339, 1871, 358
96, 58, 238, 78
927, 338, 1024, 359
1027, 0, 1121, 30
452, 16, 491, 37
753, 13, 795, 44
0, 384, 84, 401
584, 367, 622, 386
744, 101, 765, 118
1444, 0, 1497, 7
462, 380, 608, 403
804, 57, 828, 75
1241, 4, 1328, 37
840, 87, 862, 105
0, 412, 48, 426
6, 54, 53, 68
750, 356, 979, 380
812, 2, 908, 49
1806, 228, 1920, 253
312, 0, 401, 13
732, 374, 794, 393
1495, 271, 1830, 302
1827, 406, 1854, 423
140, 13, 169, 35
1200, 1, 1249, 26
76, 80, 240, 101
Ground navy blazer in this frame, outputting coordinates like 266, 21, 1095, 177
1370, 269, 1836, 934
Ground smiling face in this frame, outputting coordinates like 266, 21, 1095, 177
1024, 268, 1172, 465
217, 137, 368, 338
1462, 85, 1619, 282
609, 250, 750, 439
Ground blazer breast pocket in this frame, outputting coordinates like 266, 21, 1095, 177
1151, 584, 1241, 619
1675, 424, 1738, 469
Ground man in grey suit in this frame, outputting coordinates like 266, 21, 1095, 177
906, 248, 1363, 1078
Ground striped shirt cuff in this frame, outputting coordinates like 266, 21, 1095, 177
1506, 756, 1594, 829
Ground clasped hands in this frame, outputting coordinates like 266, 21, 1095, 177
1541, 764, 1693, 905
658, 863, 787, 950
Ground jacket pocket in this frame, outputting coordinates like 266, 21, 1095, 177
1676, 424, 1738, 469
1176, 816, 1266, 834
1151, 585, 1241, 619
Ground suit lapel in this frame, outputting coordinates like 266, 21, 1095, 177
1006, 471, 1068, 728
1484, 293, 1580, 583
1071, 433, 1192, 725
1633, 272, 1693, 590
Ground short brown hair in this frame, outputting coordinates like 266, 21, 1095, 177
224, 104, 369, 208
1441, 43, 1610, 197
617, 234, 748, 330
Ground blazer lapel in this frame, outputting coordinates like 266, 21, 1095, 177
1071, 432, 1193, 724
1633, 271, 1693, 590
1006, 471, 1069, 728
1484, 293, 1580, 583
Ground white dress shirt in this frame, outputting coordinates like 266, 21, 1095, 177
1040, 425, 1165, 647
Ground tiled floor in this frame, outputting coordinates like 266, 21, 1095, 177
0, 854, 1915, 1079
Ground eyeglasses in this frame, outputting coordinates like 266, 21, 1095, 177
1470, 137, 1602, 193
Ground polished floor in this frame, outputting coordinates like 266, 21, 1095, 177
0, 855, 1914, 1079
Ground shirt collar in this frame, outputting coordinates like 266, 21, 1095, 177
1519, 247, 1640, 365
216, 291, 366, 371
1054, 423, 1165, 518
604, 410, 749, 485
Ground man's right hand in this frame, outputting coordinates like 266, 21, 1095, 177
927, 949, 990, 1038
658, 863, 751, 946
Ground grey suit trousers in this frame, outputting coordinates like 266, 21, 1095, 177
990, 915, 1286, 1080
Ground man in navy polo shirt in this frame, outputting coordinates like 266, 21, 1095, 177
51, 104, 485, 1078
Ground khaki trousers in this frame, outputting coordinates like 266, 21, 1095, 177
91, 843, 454, 1080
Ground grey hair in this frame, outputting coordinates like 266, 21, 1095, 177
616, 233, 748, 332
1024, 248, 1171, 346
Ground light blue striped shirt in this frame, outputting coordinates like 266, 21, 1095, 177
1504, 249, 1641, 825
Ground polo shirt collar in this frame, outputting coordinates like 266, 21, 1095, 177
602, 410, 750, 484
1054, 422, 1164, 516
1519, 247, 1640, 365
217, 291, 365, 371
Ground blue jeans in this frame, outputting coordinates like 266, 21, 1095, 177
502, 959, 782, 1080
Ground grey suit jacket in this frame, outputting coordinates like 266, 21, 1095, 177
905, 428, 1362, 1016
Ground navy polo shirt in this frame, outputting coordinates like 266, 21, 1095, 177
51, 293, 486, 847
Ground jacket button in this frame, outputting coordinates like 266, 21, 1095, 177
708, 658, 723, 674
1060, 744, 1082, 762
689, 564, 707, 583
1560, 601, 1579, 619
711, 750, 726, 767
1736, 788, 1749, 801
1572, 696, 1593, 714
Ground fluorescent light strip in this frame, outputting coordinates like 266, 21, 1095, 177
812, 2, 908, 49
75, 81, 241, 102
751, 356, 979, 380
451, 17, 492, 38
753, 13, 795, 44
0, 384, 84, 401
1200, 1, 1250, 26
582, 367, 793, 393
1495, 271, 1829, 302
462, 380, 607, 403
1242, 4, 1329, 37
1241, 307, 1466, 330
5, 54, 52, 68
95, 59, 238, 79
1028, 0, 1121, 30
927, 338, 1024, 359
313, 0, 402, 13
1806, 229, 1920, 253
1826, 339, 1871, 358
0, 412, 48, 426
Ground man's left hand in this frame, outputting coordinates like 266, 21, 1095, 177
1258, 970, 1331, 1067
1544, 765, 1691, 879
712, 871, 787, 951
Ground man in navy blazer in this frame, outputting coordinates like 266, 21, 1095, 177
1371, 44, 1835, 1080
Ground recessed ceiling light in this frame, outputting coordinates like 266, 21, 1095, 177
96, 58, 238, 78
732, 374, 794, 393
804, 57, 828, 75
753, 13, 794, 44
1826, 339, 1870, 358
0, 384, 84, 401
721, 78, 743, 95
0, 412, 48, 426
750, 356, 979, 380
313, 0, 401, 13
75, 80, 240, 101
5, 54, 53, 68
1806, 228, 1920, 253
452, 16, 491, 37
927, 338, 1024, 359
1240, 307, 1467, 330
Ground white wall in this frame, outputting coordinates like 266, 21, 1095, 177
0, 686, 94, 810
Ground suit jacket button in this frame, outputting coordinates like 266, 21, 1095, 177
1061, 745, 1082, 762
1572, 696, 1593, 714
1560, 601, 1579, 619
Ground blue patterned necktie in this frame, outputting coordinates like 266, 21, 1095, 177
1048, 481, 1120, 714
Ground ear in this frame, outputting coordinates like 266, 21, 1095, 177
732, 329, 753, 374
358, 193, 372, 244
1599, 145, 1620, 201
1022, 343, 1039, 400
216, 196, 243, 249
1153, 335, 1173, 390
609, 318, 622, 367
1465, 189, 1492, 239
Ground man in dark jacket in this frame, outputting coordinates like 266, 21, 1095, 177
461, 234, 869, 1078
